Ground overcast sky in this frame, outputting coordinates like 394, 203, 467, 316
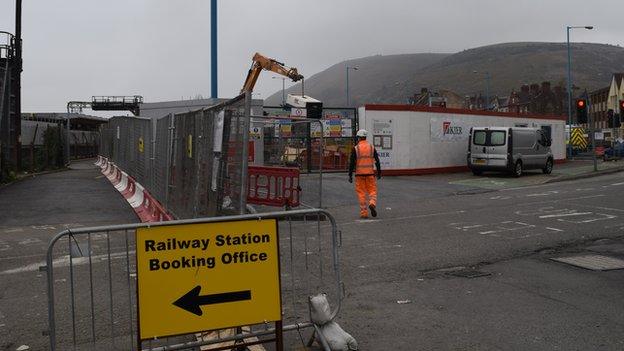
1, 0, 623, 114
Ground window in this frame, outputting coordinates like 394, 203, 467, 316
490, 131, 506, 146
473, 130, 506, 146
473, 131, 487, 145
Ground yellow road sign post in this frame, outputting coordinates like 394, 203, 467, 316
136, 219, 281, 341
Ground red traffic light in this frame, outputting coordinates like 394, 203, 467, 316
577, 99, 586, 108
619, 100, 624, 111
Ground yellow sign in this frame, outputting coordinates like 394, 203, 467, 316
138, 137, 144, 153
136, 219, 281, 340
571, 128, 587, 148
187, 134, 193, 158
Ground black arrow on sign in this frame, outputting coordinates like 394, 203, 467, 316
173, 285, 251, 316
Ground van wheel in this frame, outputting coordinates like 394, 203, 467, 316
513, 161, 523, 178
472, 169, 483, 176
542, 158, 553, 174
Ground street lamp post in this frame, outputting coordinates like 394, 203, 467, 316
210, 0, 217, 98
272, 76, 286, 106
346, 66, 358, 107
473, 70, 491, 110
566, 25, 593, 159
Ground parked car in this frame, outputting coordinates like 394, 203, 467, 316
603, 143, 624, 161
468, 127, 553, 177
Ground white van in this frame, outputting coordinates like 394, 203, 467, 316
467, 127, 553, 177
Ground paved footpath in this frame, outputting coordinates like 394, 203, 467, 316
0, 160, 137, 351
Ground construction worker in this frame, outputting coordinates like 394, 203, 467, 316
348, 129, 381, 218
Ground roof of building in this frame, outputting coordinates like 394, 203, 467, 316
589, 86, 610, 96
22, 112, 108, 124
614, 73, 624, 87
364, 104, 567, 121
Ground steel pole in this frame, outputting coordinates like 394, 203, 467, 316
485, 72, 491, 110
589, 100, 597, 171
566, 27, 572, 159
210, 0, 217, 98
346, 67, 350, 107
239, 91, 251, 214
66, 108, 71, 166
281, 78, 285, 106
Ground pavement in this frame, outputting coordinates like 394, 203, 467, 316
0, 160, 137, 351
2, 159, 624, 350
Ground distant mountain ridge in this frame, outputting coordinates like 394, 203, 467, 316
264, 42, 624, 107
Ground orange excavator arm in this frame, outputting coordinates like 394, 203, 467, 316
241, 52, 304, 94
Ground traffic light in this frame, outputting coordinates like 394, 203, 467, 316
619, 100, 624, 113
576, 99, 587, 124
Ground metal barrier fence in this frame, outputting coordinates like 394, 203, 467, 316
99, 93, 250, 218
46, 208, 343, 351
100, 117, 153, 189
262, 107, 357, 172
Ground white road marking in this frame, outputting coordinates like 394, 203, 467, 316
546, 227, 564, 232
31, 225, 56, 230
18, 238, 42, 245
559, 213, 617, 224
515, 194, 606, 207
526, 191, 559, 197
0, 250, 136, 275
611, 182, 624, 186
539, 212, 592, 219
344, 210, 466, 226
3, 228, 23, 233
577, 205, 624, 212
355, 219, 381, 223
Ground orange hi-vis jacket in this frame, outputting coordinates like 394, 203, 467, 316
354, 140, 376, 175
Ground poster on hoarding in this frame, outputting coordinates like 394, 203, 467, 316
430, 117, 471, 142
310, 123, 322, 138
279, 120, 292, 137
371, 118, 393, 168
341, 119, 352, 137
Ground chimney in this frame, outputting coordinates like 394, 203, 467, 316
541, 81, 551, 92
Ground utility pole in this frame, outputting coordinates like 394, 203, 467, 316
15, 0, 22, 170
566, 25, 594, 159
210, 0, 217, 99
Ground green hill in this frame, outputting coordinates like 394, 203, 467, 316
264, 42, 624, 107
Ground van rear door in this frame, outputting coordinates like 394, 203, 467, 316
471, 129, 488, 166
470, 129, 508, 167
486, 129, 508, 167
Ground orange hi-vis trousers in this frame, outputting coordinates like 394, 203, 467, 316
355, 175, 377, 217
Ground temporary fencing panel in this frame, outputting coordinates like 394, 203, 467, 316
262, 107, 357, 172
99, 93, 250, 219
102, 117, 152, 188
151, 115, 171, 207
46, 209, 343, 351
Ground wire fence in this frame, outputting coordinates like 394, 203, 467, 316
100, 117, 152, 188
99, 93, 250, 218
45, 209, 343, 351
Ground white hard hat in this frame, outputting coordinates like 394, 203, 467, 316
356, 129, 368, 137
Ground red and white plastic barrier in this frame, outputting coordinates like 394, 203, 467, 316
98, 156, 173, 223
114, 171, 129, 192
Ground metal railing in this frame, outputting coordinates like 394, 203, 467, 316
99, 93, 250, 218
45, 208, 343, 351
